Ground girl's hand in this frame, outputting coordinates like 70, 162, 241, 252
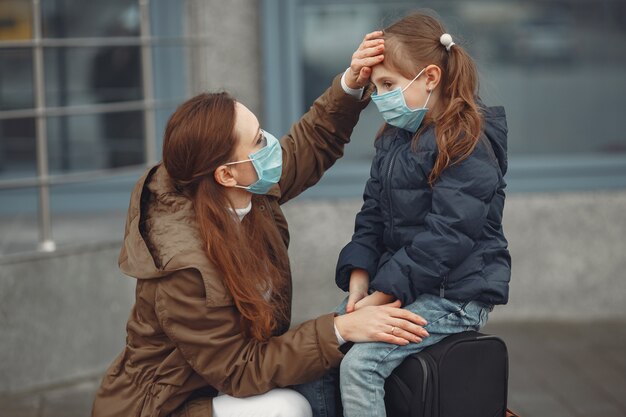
334, 300, 429, 346
345, 31, 385, 89
347, 269, 369, 313
354, 291, 396, 310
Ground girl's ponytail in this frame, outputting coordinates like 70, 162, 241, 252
429, 40, 482, 186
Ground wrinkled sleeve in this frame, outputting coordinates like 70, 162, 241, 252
277, 73, 372, 204
154, 269, 343, 397
370, 148, 499, 305
335, 148, 385, 291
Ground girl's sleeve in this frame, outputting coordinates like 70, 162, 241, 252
277, 74, 372, 205
369, 145, 500, 306
335, 149, 385, 291
154, 269, 343, 397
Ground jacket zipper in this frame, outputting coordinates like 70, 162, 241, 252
384, 145, 401, 240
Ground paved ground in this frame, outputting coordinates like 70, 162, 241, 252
1, 320, 625, 417
487, 321, 626, 417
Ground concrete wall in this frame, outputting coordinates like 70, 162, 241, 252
285, 191, 626, 325
2, 191, 626, 393
0, 244, 134, 394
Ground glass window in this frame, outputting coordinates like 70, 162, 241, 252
463, 1, 626, 157
298, 1, 626, 157
0, 0, 194, 253
0, 117, 37, 180
44, 46, 142, 107
0, 48, 34, 111
47, 111, 144, 173
0, 0, 33, 41
41, 0, 139, 38
264, 0, 626, 194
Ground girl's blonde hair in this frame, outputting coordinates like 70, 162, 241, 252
383, 11, 483, 186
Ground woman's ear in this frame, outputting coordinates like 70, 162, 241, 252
214, 165, 238, 187
424, 64, 442, 91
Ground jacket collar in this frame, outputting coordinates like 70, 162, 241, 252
119, 163, 233, 306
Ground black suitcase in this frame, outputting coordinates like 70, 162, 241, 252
384, 331, 509, 417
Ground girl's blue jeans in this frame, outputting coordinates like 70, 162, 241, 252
293, 293, 492, 417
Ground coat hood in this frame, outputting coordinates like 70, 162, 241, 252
481, 105, 508, 176
118, 164, 232, 305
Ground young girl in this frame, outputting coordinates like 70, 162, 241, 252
334, 12, 511, 417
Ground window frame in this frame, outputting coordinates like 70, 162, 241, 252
0, 0, 198, 252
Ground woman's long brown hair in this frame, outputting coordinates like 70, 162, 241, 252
383, 11, 483, 185
162, 92, 289, 342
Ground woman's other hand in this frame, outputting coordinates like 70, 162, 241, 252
334, 300, 429, 346
345, 31, 385, 89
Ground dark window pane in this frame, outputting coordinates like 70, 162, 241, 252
0, 118, 37, 180
47, 111, 144, 173
42, 0, 139, 38
44, 46, 142, 107
0, 48, 34, 110
0, 0, 32, 41
298, 1, 626, 157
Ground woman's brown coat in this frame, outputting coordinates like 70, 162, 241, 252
91, 74, 371, 417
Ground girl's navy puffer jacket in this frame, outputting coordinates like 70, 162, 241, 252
335, 106, 511, 306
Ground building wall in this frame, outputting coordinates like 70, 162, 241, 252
2, 191, 626, 393
285, 191, 626, 325
0, 244, 134, 393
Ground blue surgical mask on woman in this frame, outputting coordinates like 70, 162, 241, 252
225, 129, 282, 194
371, 67, 433, 133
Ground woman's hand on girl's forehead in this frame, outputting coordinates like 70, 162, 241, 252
345, 31, 385, 90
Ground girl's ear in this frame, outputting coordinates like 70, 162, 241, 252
424, 64, 442, 91
214, 165, 238, 187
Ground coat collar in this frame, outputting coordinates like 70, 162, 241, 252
119, 163, 233, 306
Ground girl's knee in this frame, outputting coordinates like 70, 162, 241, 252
340, 346, 369, 382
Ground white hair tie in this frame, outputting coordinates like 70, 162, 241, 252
440, 33, 455, 51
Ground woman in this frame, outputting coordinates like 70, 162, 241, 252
91, 31, 429, 417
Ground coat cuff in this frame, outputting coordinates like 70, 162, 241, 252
335, 243, 380, 291
369, 251, 420, 306
315, 313, 344, 369
326, 72, 373, 115
340, 68, 365, 99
